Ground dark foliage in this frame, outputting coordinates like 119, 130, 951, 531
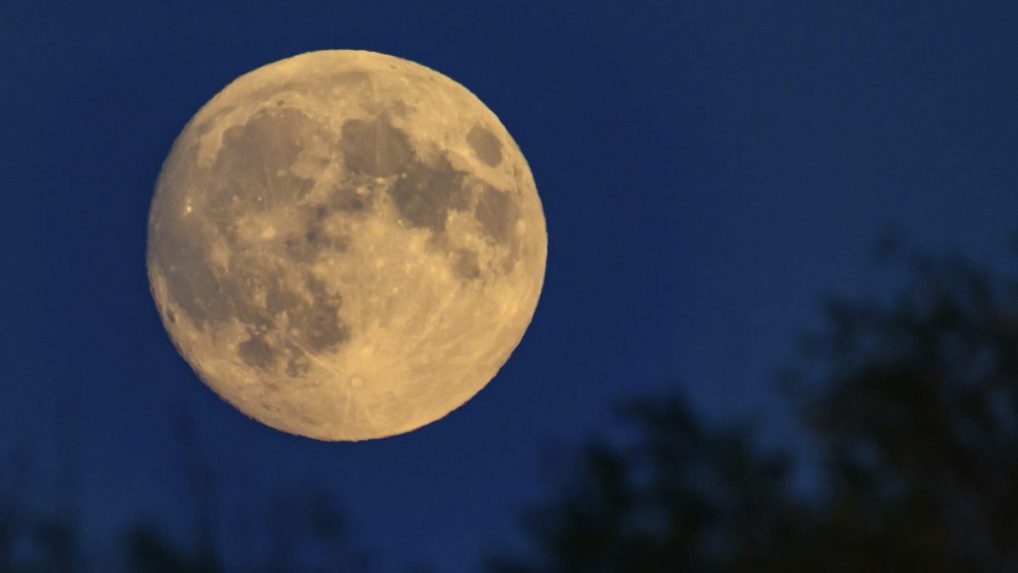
489, 252, 1018, 573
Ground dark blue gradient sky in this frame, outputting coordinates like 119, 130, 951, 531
3, 1, 1018, 571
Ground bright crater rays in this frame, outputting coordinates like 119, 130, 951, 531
147, 50, 546, 441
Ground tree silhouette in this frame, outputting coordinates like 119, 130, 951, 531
126, 525, 213, 573
0, 408, 375, 573
0, 446, 80, 573
124, 410, 375, 573
489, 398, 807, 573
124, 486, 370, 573
792, 252, 1018, 570
490, 250, 1018, 572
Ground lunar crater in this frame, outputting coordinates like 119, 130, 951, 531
467, 124, 503, 166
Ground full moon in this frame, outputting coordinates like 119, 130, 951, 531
147, 50, 547, 441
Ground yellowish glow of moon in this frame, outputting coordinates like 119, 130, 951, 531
147, 50, 546, 441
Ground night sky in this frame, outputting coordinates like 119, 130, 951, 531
3, 1, 1018, 571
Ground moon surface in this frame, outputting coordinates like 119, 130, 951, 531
147, 50, 546, 441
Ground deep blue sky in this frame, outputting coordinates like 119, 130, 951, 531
3, 1, 1018, 571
